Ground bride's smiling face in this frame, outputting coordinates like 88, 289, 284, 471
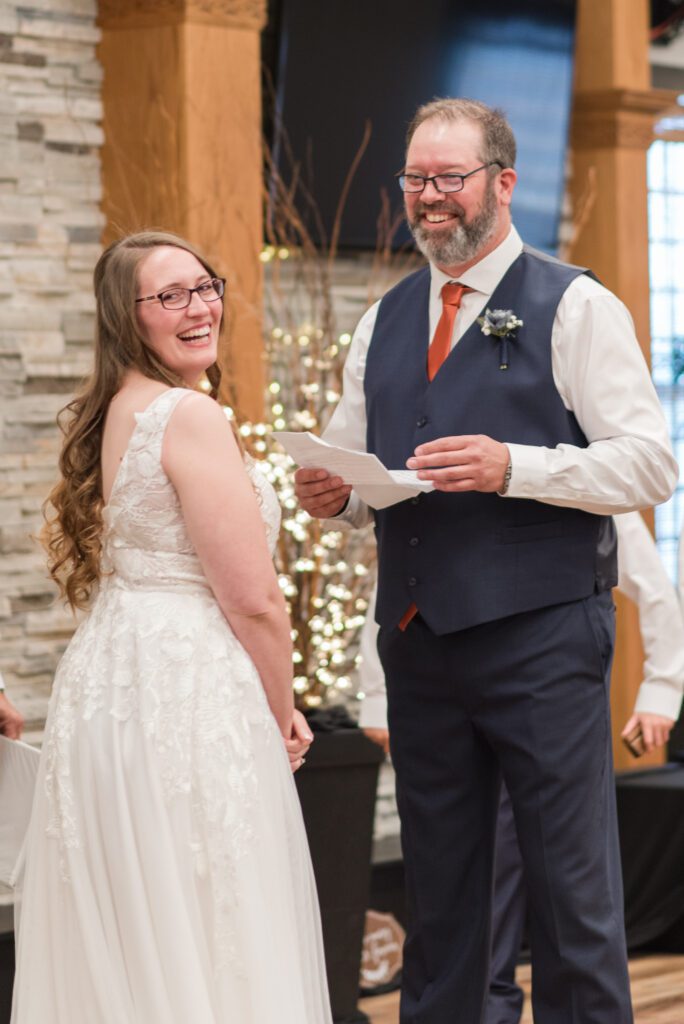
135, 245, 223, 385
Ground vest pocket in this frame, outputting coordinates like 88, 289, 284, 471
500, 520, 566, 544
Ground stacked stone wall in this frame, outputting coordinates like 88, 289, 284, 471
0, 0, 102, 730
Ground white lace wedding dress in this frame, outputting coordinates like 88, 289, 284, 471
11, 388, 332, 1023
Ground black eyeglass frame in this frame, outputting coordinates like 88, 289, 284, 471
396, 161, 503, 194
135, 277, 227, 310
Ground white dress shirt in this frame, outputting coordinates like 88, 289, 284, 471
621, 512, 684, 720
324, 226, 678, 527
359, 511, 684, 728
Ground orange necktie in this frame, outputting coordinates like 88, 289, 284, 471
399, 283, 472, 632
427, 281, 472, 380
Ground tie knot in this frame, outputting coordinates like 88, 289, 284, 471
441, 282, 471, 308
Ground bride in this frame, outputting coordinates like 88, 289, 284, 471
11, 231, 332, 1023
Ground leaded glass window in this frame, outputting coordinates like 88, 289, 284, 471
648, 137, 684, 581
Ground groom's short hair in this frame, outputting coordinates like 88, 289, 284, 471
406, 98, 517, 170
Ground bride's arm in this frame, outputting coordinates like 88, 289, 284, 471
162, 393, 295, 738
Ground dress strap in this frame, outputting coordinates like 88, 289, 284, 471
136, 387, 192, 426
132, 387, 194, 441
127, 388, 196, 465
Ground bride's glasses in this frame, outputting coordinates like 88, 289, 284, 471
136, 277, 226, 311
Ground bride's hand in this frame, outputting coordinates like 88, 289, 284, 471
284, 709, 314, 772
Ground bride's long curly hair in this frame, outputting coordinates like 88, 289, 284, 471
42, 231, 226, 611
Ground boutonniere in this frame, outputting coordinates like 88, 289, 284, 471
477, 308, 523, 370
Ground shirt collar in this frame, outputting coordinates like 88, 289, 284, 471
429, 225, 524, 301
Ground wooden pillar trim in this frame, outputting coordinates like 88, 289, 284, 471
98, 0, 267, 32
572, 88, 679, 149
99, 0, 267, 420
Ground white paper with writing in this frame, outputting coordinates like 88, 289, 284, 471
273, 431, 434, 510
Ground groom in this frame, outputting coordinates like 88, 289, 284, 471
295, 98, 677, 1023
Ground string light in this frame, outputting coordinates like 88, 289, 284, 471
242, 251, 379, 710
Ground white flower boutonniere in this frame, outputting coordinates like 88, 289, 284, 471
477, 308, 523, 370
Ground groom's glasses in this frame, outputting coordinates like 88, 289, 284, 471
397, 162, 502, 194
135, 277, 226, 311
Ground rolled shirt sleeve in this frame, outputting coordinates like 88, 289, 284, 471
616, 511, 684, 721
505, 275, 678, 513
356, 586, 388, 730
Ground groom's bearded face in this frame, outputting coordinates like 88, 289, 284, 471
406, 173, 499, 268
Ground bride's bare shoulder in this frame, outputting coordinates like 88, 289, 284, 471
163, 392, 240, 475
166, 390, 230, 431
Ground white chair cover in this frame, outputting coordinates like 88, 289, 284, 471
0, 735, 39, 887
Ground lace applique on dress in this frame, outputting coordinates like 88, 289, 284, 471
42, 388, 283, 966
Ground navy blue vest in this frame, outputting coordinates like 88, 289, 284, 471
364, 246, 617, 635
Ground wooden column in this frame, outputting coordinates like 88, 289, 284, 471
98, 0, 267, 421
568, 0, 678, 770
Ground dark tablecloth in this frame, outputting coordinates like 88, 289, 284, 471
617, 765, 684, 949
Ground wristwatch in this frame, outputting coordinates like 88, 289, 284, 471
499, 460, 513, 496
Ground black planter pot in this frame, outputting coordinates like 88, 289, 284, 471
0, 933, 13, 1024
295, 728, 385, 1024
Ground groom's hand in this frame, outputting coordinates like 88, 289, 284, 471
294, 468, 352, 518
407, 435, 510, 493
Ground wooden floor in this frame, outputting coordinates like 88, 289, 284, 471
359, 956, 684, 1023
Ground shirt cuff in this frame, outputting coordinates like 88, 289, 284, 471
633, 680, 683, 722
323, 491, 372, 529
358, 693, 388, 730
500, 443, 549, 499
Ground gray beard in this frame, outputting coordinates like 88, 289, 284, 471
408, 183, 498, 268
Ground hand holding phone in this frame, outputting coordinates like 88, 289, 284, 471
622, 723, 645, 759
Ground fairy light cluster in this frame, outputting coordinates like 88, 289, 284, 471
237, 413, 375, 709
233, 245, 377, 709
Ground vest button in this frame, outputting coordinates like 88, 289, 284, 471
416, 416, 428, 427
409, 536, 419, 546
408, 576, 417, 586
411, 496, 421, 505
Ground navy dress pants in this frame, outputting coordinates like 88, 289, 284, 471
379, 593, 632, 1024
487, 785, 526, 1024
